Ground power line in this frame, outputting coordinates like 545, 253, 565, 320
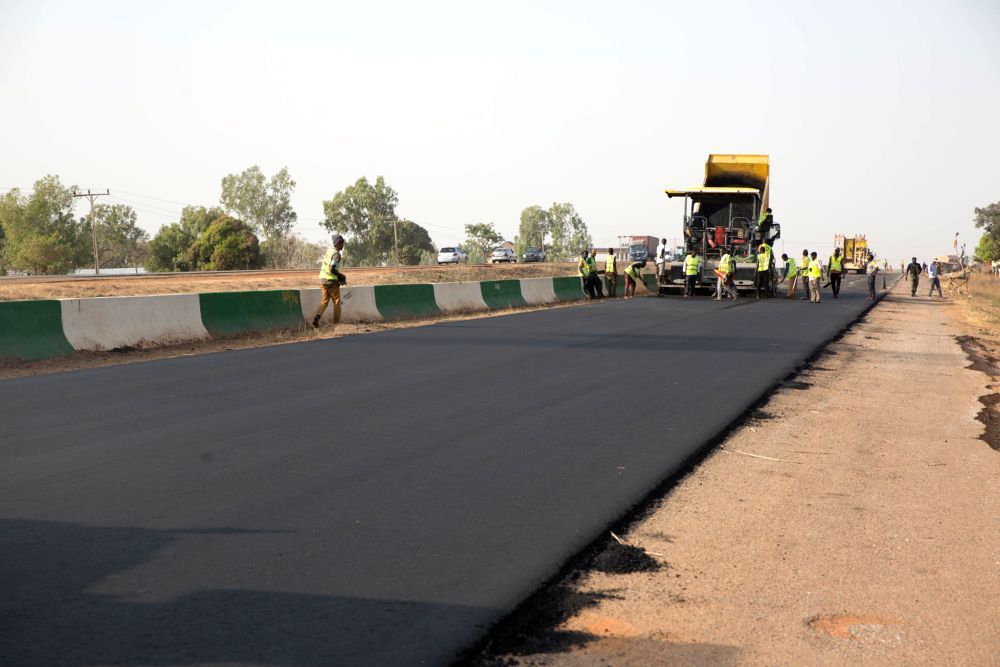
72, 189, 110, 275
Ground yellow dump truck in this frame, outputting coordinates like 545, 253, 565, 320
835, 234, 869, 273
659, 154, 779, 293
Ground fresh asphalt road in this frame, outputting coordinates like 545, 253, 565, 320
0, 275, 884, 666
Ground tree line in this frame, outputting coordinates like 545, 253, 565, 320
0, 169, 593, 275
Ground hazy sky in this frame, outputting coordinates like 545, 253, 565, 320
2, 0, 998, 261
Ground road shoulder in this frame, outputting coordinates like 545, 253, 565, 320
480, 281, 1000, 666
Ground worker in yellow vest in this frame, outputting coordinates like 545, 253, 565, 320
714, 251, 737, 301
827, 247, 844, 299
781, 253, 798, 299
578, 250, 596, 298
808, 251, 823, 303
604, 248, 618, 298
683, 251, 700, 298
799, 249, 811, 301
313, 234, 347, 328
624, 260, 646, 298
754, 243, 772, 299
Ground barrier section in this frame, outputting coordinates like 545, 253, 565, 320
552, 276, 586, 301
299, 286, 383, 324
60, 294, 209, 351
373, 284, 440, 319
0, 300, 74, 360
199, 290, 304, 336
479, 280, 527, 309
433, 282, 488, 313
642, 273, 658, 291
518, 277, 558, 305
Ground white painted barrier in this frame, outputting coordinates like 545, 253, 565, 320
432, 282, 488, 313
299, 286, 383, 324
518, 277, 558, 305
60, 294, 210, 351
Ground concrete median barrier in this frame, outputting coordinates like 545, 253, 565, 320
0, 300, 74, 360
60, 294, 210, 351
374, 284, 440, 319
199, 290, 304, 336
433, 282, 488, 314
299, 286, 382, 324
480, 280, 527, 310
518, 277, 559, 305
552, 276, 586, 301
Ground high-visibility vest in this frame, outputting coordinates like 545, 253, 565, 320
785, 257, 797, 276
829, 255, 843, 272
757, 247, 770, 271
605, 254, 617, 274
868, 260, 880, 274
319, 247, 340, 282
625, 263, 642, 280
684, 255, 700, 276
800, 256, 810, 276
718, 253, 732, 276
578, 257, 591, 277
809, 258, 822, 278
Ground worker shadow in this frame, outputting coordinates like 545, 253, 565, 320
0, 518, 486, 666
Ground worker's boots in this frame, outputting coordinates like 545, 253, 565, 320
312, 314, 321, 329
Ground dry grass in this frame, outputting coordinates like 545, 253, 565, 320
0, 263, 578, 301
950, 272, 1000, 336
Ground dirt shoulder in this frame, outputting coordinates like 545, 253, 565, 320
0, 263, 576, 301
476, 280, 1000, 665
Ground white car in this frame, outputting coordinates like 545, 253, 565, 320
437, 247, 468, 264
490, 248, 517, 264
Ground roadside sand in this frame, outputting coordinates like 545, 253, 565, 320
481, 281, 999, 665
0, 263, 576, 301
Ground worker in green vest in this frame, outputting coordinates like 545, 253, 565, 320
799, 249, 811, 301
754, 243, 772, 299
714, 251, 737, 301
683, 251, 700, 298
827, 247, 844, 299
781, 253, 798, 299
312, 234, 347, 328
808, 251, 823, 303
604, 248, 618, 298
624, 260, 646, 298
578, 249, 595, 298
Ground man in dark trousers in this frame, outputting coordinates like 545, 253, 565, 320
905, 257, 922, 297
604, 248, 618, 297
866, 254, 880, 300
827, 247, 844, 298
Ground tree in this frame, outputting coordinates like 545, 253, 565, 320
546, 202, 591, 261
394, 220, 436, 265
975, 232, 998, 263
80, 204, 149, 270
463, 222, 504, 263
514, 205, 548, 259
322, 176, 400, 266
187, 216, 261, 271
0, 175, 88, 274
260, 233, 326, 269
146, 206, 225, 272
220, 166, 297, 266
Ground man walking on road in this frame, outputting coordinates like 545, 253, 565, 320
624, 260, 646, 299
905, 257, 922, 296
683, 250, 700, 298
604, 248, 618, 298
808, 251, 823, 303
313, 234, 347, 328
799, 249, 811, 301
714, 250, 737, 301
781, 253, 798, 299
928, 260, 943, 298
866, 254, 880, 300
828, 247, 844, 299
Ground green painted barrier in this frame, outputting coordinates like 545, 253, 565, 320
642, 274, 658, 291
552, 276, 585, 301
373, 284, 440, 319
479, 280, 526, 309
0, 300, 74, 360
199, 290, 303, 336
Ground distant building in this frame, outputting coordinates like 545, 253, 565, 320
499, 241, 515, 251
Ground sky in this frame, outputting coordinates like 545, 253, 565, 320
1, 0, 998, 262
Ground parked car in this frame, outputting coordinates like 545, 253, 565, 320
437, 247, 468, 264
523, 247, 546, 263
490, 248, 517, 264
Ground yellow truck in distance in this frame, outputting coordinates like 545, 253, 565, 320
660, 154, 779, 293
835, 234, 870, 273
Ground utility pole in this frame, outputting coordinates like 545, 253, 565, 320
72, 189, 110, 275
393, 218, 399, 266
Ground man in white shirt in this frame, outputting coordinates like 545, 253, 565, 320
655, 238, 667, 276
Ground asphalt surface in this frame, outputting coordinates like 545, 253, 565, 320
0, 274, 884, 666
